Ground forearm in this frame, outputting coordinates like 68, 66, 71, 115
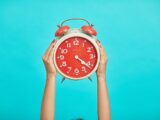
41, 75, 56, 120
97, 74, 110, 120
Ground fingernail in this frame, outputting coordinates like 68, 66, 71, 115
97, 40, 101, 43
99, 42, 102, 48
53, 40, 57, 44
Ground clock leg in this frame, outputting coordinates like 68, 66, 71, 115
61, 77, 66, 83
88, 77, 92, 82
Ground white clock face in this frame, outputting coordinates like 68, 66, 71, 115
53, 32, 100, 80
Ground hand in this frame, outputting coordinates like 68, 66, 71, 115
42, 40, 57, 79
96, 40, 108, 79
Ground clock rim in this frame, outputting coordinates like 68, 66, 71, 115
53, 32, 100, 80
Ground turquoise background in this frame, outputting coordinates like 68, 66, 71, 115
0, 0, 160, 120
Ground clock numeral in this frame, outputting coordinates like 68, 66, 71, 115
66, 43, 71, 48
57, 55, 64, 60
89, 54, 96, 59
82, 40, 86, 47
60, 61, 67, 67
82, 43, 85, 47
61, 49, 68, 54
66, 66, 72, 73
74, 68, 79, 75
87, 61, 93, 66
73, 38, 79, 45
81, 66, 87, 73
87, 47, 93, 52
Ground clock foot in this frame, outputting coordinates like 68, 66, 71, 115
61, 77, 66, 83
88, 77, 92, 82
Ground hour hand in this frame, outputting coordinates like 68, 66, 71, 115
74, 55, 91, 69
82, 61, 91, 69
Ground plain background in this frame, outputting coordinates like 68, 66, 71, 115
0, 0, 160, 120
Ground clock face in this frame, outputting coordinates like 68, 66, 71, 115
55, 37, 98, 79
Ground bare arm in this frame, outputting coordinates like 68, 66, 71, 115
41, 40, 57, 120
96, 40, 111, 120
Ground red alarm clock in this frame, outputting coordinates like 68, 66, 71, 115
53, 18, 100, 82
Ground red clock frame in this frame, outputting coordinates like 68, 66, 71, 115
53, 31, 100, 80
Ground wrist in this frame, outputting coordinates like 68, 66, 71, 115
96, 72, 106, 78
46, 73, 56, 80
97, 73, 106, 81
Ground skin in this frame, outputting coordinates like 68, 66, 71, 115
96, 41, 110, 120
40, 40, 110, 120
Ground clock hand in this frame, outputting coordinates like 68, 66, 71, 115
75, 55, 83, 64
80, 60, 91, 69
74, 55, 91, 69
75, 55, 85, 63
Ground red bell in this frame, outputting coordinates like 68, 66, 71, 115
55, 26, 70, 37
81, 25, 97, 36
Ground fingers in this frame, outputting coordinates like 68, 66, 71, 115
96, 40, 108, 63
48, 41, 57, 61
96, 40, 106, 55
42, 40, 57, 60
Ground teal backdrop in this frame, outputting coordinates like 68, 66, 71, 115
0, 0, 160, 120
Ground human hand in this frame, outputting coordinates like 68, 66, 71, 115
42, 40, 57, 79
96, 40, 108, 79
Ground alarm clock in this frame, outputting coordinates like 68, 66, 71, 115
53, 18, 100, 82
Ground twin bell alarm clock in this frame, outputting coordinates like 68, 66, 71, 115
53, 18, 100, 82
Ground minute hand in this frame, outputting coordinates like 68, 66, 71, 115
74, 55, 91, 69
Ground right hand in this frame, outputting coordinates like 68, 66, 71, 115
96, 40, 108, 79
42, 40, 57, 78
